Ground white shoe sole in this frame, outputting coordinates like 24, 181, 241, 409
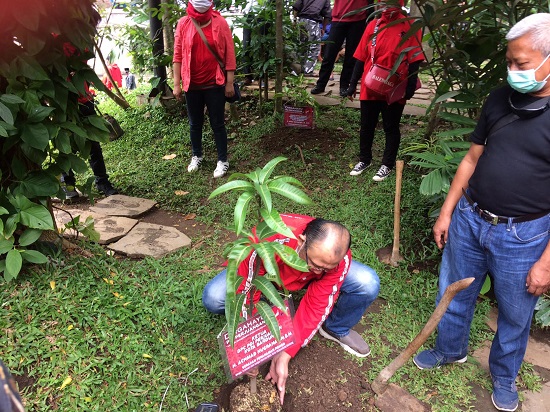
413, 355, 467, 370
318, 327, 370, 358
491, 393, 518, 412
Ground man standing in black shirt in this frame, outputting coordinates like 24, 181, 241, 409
413, 13, 550, 412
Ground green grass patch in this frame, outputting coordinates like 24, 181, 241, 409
0, 97, 501, 411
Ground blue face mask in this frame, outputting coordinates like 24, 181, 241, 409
507, 53, 550, 93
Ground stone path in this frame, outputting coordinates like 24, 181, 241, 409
54, 194, 191, 258
471, 307, 550, 411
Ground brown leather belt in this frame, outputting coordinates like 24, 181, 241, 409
462, 189, 548, 225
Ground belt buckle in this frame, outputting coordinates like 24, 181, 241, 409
483, 209, 499, 225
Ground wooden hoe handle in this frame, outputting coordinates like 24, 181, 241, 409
372, 277, 475, 393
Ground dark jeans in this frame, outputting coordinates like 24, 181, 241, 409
316, 20, 366, 90
185, 86, 228, 162
359, 100, 405, 169
61, 101, 110, 186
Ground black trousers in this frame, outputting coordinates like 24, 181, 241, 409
316, 19, 366, 90
358, 100, 405, 169
62, 101, 109, 186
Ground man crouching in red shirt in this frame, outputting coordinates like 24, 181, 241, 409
202, 213, 380, 404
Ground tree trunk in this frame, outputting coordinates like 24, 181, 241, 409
161, 0, 174, 80
93, 40, 131, 110
274, 0, 283, 114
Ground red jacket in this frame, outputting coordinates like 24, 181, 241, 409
354, 8, 424, 102
173, 12, 236, 92
332, 0, 370, 22
236, 214, 352, 358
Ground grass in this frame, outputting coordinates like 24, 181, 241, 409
0, 90, 539, 411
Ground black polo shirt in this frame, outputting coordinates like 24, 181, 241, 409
468, 85, 550, 216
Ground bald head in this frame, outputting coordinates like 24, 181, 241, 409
303, 219, 351, 263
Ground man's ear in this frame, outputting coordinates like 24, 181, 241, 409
297, 234, 306, 249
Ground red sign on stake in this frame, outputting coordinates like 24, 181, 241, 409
218, 299, 296, 381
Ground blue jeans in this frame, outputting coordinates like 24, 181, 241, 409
202, 260, 380, 336
185, 86, 228, 162
435, 194, 548, 389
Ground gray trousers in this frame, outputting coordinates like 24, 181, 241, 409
298, 17, 322, 75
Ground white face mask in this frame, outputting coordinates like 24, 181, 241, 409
507, 53, 550, 93
189, 0, 212, 13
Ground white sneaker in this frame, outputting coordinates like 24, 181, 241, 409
373, 165, 392, 182
187, 156, 203, 172
213, 161, 229, 178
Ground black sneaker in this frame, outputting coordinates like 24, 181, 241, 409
339, 88, 349, 97
62, 185, 80, 200
310, 85, 325, 95
373, 165, 392, 182
96, 181, 119, 196
350, 161, 371, 176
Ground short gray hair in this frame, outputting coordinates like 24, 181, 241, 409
506, 13, 550, 56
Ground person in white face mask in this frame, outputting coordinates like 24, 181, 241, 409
413, 13, 550, 412
173, 0, 236, 178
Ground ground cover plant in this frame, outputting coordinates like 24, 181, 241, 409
0, 96, 546, 411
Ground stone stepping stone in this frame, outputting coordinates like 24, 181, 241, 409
89, 194, 157, 218
403, 105, 427, 116
107, 222, 191, 258
53, 208, 138, 245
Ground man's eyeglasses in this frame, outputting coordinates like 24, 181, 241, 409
304, 241, 331, 272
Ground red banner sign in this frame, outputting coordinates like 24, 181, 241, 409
219, 300, 296, 381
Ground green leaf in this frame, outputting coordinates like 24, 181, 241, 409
18, 228, 43, 247
87, 115, 110, 132
439, 112, 478, 127
255, 301, 281, 341
20, 249, 48, 264
226, 293, 247, 347
234, 191, 254, 235
0, 238, 15, 255
5, 249, 22, 280
16, 56, 49, 81
21, 123, 50, 150
434, 90, 461, 103
227, 242, 253, 269
268, 180, 312, 205
258, 156, 287, 184
0, 207, 9, 216
255, 182, 272, 212
0, 94, 25, 104
0, 124, 7, 137
271, 175, 304, 187
260, 208, 296, 240
419, 169, 449, 196
4, 215, 19, 238
480, 276, 491, 295
55, 130, 72, 154
251, 242, 280, 284
19, 205, 54, 230
271, 243, 309, 272
0, 102, 14, 125
252, 277, 286, 314
255, 220, 277, 240
19, 172, 60, 197
27, 105, 55, 122
208, 180, 254, 200
61, 122, 87, 137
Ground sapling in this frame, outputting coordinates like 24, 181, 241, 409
209, 156, 311, 395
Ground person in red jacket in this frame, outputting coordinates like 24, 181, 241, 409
347, 0, 424, 181
202, 214, 380, 405
172, 0, 236, 178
